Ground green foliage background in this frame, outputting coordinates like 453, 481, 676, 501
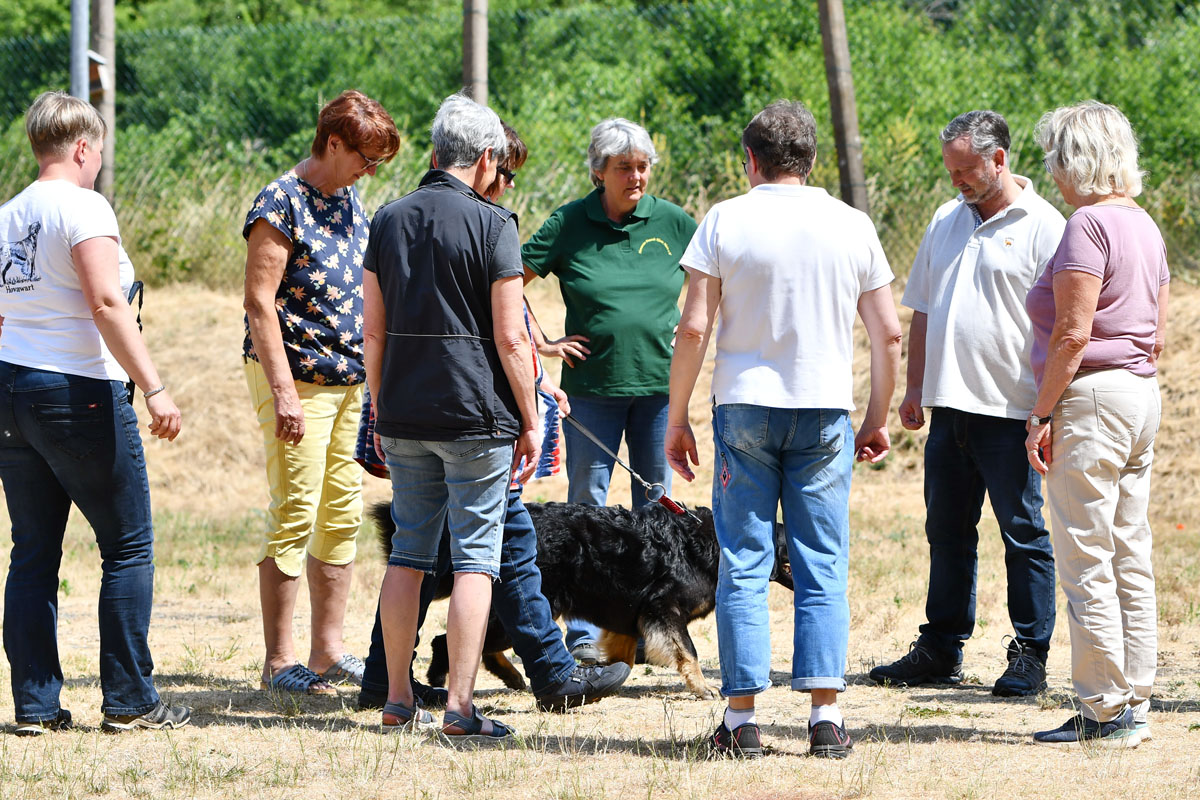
1, 0, 1198, 285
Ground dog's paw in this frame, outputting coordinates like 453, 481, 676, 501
691, 683, 720, 700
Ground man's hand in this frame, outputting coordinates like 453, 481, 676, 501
854, 425, 890, 464
664, 422, 699, 482
899, 387, 925, 431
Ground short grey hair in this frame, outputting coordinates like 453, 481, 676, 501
939, 110, 1010, 159
431, 92, 506, 170
1036, 100, 1143, 199
26, 91, 106, 159
587, 118, 658, 187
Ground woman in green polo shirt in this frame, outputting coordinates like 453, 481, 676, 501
522, 117, 698, 659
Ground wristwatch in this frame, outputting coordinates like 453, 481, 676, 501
1028, 412, 1053, 426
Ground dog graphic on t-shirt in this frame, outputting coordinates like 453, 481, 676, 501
2, 222, 41, 289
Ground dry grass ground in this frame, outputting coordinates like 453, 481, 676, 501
1, 276, 1199, 799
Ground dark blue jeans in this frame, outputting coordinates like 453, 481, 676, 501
918, 408, 1056, 656
0, 363, 160, 721
363, 489, 574, 696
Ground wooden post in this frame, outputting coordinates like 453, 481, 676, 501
817, 0, 869, 213
463, 0, 488, 105
91, 0, 116, 201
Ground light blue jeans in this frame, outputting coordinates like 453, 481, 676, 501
379, 436, 513, 579
712, 404, 853, 696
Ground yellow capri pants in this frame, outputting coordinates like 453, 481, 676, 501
245, 360, 364, 577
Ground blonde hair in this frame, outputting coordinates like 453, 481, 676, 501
25, 91, 106, 160
1036, 100, 1143, 199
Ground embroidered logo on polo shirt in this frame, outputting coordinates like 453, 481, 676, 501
1004, 237, 1015, 247
638, 237, 672, 255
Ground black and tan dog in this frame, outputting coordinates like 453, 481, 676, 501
372, 500, 794, 699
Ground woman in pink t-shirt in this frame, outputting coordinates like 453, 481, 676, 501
1024, 101, 1169, 749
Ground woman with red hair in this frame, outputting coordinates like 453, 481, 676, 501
242, 90, 399, 696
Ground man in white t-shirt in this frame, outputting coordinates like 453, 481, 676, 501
869, 110, 1065, 697
665, 100, 902, 759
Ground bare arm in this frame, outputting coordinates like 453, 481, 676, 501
899, 310, 927, 430
243, 220, 303, 444
1025, 270, 1102, 474
525, 295, 589, 366
665, 269, 720, 482
73, 236, 181, 441
492, 275, 540, 484
1152, 281, 1170, 365
855, 285, 903, 463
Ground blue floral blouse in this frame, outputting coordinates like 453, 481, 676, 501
242, 170, 367, 386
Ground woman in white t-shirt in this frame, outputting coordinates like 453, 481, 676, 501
0, 92, 187, 735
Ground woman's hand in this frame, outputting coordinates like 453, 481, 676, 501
145, 390, 182, 442
539, 334, 590, 367
512, 428, 541, 486
273, 386, 305, 444
1025, 421, 1052, 474
542, 374, 571, 417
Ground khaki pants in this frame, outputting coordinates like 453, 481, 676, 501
245, 360, 364, 577
1046, 368, 1160, 723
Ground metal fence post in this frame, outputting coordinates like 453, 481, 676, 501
70, 0, 90, 100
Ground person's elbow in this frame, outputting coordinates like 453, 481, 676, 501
1055, 327, 1090, 359
676, 318, 708, 349
493, 323, 530, 359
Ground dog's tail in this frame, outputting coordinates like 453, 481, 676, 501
369, 501, 394, 561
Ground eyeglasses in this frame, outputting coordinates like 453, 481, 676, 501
1042, 155, 1054, 175
351, 145, 387, 170
497, 166, 516, 184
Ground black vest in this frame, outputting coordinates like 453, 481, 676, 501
368, 170, 520, 441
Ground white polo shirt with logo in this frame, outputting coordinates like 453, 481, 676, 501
901, 175, 1065, 420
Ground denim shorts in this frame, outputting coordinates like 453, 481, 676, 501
380, 436, 513, 578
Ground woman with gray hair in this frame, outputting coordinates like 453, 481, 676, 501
522, 118, 697, 661
1025, 100, 1169, 748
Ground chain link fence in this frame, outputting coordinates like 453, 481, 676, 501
2, 0, 1199, 286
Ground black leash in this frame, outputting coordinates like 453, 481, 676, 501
562, 413, 698, 520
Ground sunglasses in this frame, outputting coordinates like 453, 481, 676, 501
497, 166, 516, 184
351, 145, 387, 170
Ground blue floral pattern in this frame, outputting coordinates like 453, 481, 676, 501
242, 170, 367, 385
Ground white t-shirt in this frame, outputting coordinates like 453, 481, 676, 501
0, 180, 134, 382
901, 176, 1065, 419
681, 183, 894, 410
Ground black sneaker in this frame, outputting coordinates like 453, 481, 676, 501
868, 641, 963, 686
102, 701, 191, 732
1033, 708, 1143, 749
14, 709, 72, 737
357, 679, 448, 711
809, 720, 853, 759
710, 721, 763, 758
992, 638, 1047, 697
535, 661, 631, 711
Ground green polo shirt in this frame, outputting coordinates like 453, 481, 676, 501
523, 190, 698, 397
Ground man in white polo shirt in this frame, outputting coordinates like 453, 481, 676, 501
665, 100, 901, 759
869, 110, 1065, 697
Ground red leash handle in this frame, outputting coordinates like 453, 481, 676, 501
657, 495, 685, 515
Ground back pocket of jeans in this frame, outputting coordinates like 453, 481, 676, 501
32, 402, 107, 461
718, 404, 770, 451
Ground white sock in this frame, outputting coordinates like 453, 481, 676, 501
809, 704, 843, 728
724, 706, 756, 730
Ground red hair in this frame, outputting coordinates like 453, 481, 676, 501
311, 90, 400, 161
